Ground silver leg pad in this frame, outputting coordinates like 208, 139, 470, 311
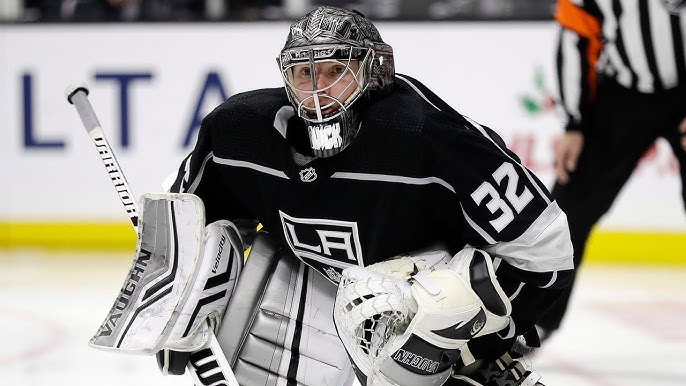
216, 233, 355, 386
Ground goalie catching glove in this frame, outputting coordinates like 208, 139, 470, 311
333, 247, 512, 386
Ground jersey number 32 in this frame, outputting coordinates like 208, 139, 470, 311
470, 162, 534, 232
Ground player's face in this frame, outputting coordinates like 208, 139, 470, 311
291, 60, 361, 116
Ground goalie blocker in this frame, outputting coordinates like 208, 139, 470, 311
89, 193, 243, 355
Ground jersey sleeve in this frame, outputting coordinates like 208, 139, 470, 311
435, 116, 574, 338
167, 105, 254, 224
555, 0, 603, 133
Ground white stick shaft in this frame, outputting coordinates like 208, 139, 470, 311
187, 333, 240, 386
69, 90, 139, 227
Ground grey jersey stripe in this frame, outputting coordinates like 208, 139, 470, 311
186, 154, 290, 195
331, 172, 455, 193
462, 207, 497, 245
185, 152, 214, 194
540, 271, 559, 289
395, 74, 442, 111
213, 155, 290, 180
508, 282, 525, 301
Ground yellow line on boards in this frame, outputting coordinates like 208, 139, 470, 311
0, 222, 137, 251
584, 230, 685, 265
1, 222, 684, 264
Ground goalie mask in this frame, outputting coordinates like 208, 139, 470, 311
278, 6, 395, 158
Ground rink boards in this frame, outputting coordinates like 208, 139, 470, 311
1, 22, 684, 261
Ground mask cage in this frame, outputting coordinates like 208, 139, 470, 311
279, 45, 374, 123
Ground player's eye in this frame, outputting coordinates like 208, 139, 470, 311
299, 67, 311, 77
331, 65, 346, 76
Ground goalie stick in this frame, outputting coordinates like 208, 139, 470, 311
65, 84, 138, 228
65, 83, 239, 386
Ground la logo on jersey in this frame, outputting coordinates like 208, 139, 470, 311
279, 210, 364, 283
308, 122, 342, 150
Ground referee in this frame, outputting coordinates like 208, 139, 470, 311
538, 0, 686, 340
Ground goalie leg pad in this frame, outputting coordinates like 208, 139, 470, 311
215, 235, 356, 386
90, 193, 243, 355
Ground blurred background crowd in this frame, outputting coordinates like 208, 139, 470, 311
0, 0, 556, 22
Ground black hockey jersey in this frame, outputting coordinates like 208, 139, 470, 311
169, 74, 574, 336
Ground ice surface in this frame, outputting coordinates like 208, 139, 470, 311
1, 250, 685, 386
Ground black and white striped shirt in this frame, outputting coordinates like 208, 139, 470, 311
556, 0, 685, 131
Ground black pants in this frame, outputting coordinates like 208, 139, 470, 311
537, 80, 686, 331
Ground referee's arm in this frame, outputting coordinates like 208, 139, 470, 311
554, 0, 603, 135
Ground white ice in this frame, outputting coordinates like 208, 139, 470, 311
1, 250, 685, 385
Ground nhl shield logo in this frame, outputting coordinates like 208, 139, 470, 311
299, 167, 317, 182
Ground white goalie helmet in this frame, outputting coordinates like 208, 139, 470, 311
277, 6, 395, 157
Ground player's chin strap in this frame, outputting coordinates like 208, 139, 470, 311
334, 247, 513, 386
88, 193, 243, 384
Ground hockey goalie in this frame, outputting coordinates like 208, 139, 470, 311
87, 5, 575, 386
